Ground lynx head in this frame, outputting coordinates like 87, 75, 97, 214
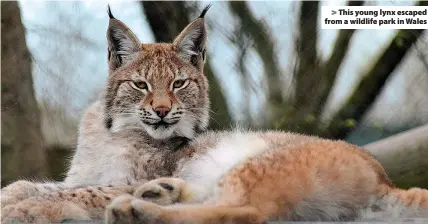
104, 5, 211, 140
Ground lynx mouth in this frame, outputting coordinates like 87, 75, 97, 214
144, 120, 179, 130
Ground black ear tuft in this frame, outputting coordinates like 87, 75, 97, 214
107, 16, 140, 70
107, 4, 116, 19
199, 4, 212, 18
173, 7, 209, 70
105, 116, 113, 130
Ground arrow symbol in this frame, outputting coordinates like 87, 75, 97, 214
332, 10, 337, 15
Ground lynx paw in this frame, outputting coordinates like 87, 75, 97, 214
133, 178, 188, 205
1, 199, 90, 223
106, 195, 164, 224
1, 180, 38, 208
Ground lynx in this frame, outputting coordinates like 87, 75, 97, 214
3, 4, 428, 224
1, 5, 211, 214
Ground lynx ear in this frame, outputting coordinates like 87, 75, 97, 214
106, 6, 140, 71
173, 5, 211, 70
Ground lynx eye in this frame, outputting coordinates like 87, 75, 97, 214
173, 79, 186, 89
132, 81, 148, 90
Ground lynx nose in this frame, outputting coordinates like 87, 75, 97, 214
154, 106, 170, 118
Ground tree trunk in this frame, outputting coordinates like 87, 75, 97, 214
1, 1, 47, 186
277, 1, 321, 133
364, 124, 428, 189
141, 1, 231, 130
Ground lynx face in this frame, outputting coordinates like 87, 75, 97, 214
104, 10, 210, 140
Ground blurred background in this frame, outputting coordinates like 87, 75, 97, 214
1, 1, 427, 188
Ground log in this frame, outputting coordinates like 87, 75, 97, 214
363, 124, 428, 189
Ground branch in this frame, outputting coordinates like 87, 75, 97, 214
312, 1, 364, 114
364, 124, 428, 188
141, 1, 231, 129
277, 1, 361, 134
228, 1, 283, 121
294, 1, 320, 109
323, 0, 427, 139
228, 27, 253, 124
324, 28, 426, 139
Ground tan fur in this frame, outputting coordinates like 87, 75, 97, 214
107, 139, 428, 223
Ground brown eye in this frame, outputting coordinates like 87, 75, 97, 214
133, 81, 148, 90
173, 80, 186, 89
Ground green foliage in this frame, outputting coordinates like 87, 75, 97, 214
344, 119, 356, 128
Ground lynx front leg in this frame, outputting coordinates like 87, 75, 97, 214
106, 196, 264, 224
1, 180, 65, 208
2, 186, 133, 223
2, 199, 92, 223
133, 177, 194, 205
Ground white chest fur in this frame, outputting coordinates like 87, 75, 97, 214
178, 132, 269, 202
